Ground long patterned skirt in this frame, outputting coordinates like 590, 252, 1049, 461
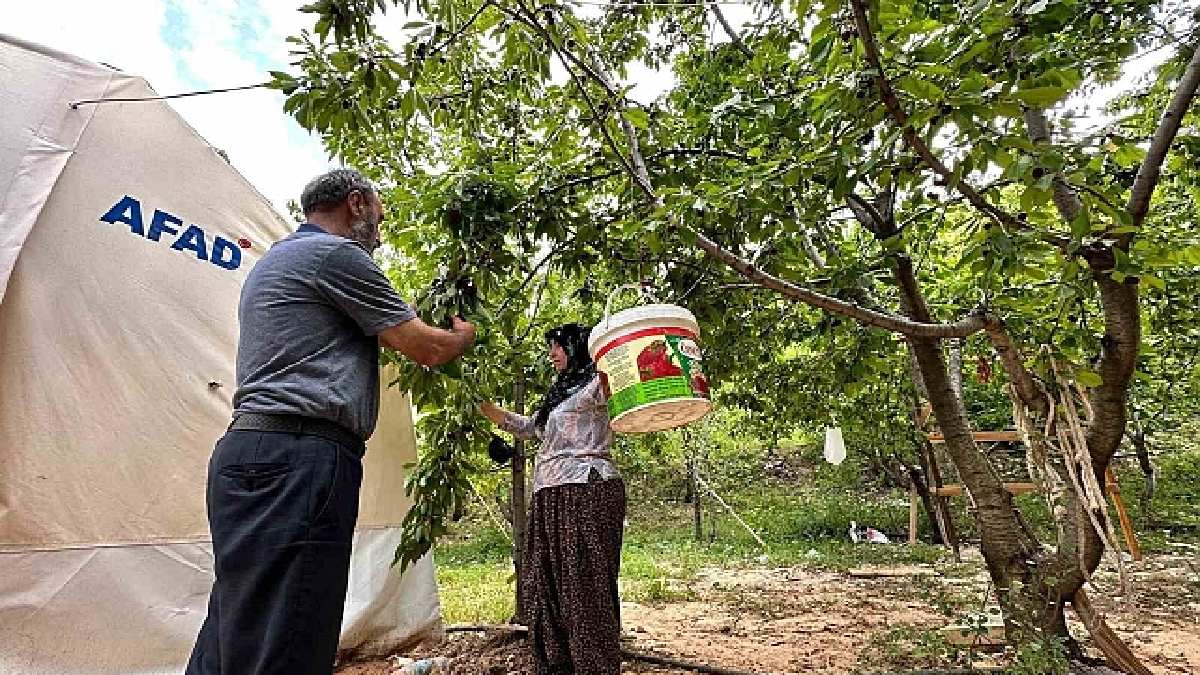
521, 474, 627, 675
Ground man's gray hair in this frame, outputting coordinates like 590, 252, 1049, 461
300, 169, 377, 215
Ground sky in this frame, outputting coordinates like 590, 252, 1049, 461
2, 2, 1170, 214
2, 2, 754, 213
4, 0, 334, 212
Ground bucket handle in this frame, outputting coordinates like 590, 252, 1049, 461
604, 283, 658, 329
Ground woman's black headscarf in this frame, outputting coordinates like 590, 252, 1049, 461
534, 323, 597, 428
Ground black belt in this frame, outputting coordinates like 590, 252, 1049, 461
229, 413, 365, 453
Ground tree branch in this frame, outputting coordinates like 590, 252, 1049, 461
513, 148, 748, 210
1067, 180, 1123, 214
650, 147, 752, 162
500, 1, 988, 340
1086, 272, 1140, 467
496, 240, 568, 315
849, 0, 1022, 232
517, 264, 553, 341
1022, 107, 1084, 223
709, 2, 753, 59
689, 230, 988, 337
846, 192, 890, 235
426, 0, 493, 60
799, 229, 827, 268
533, 169, 623, 200
981, 315, 1046, 416
1123, 40, 1200, 248
579, 48, 657, 197
499, 0, 643, 185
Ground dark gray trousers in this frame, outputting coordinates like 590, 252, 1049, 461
186, 429, 364, 675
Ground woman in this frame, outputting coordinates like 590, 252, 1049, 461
480, 323, 625, 675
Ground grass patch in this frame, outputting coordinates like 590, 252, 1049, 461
435, 560, 515, 625
431, 434, 1198, 627
622, 484, 949, 574
856, 623, 962, 672
431, 486, 951, 624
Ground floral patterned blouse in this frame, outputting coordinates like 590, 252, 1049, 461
500, 376, 620, 493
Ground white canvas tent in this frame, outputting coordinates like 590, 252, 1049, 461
0, 35, 440, 673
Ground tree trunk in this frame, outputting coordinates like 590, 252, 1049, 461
1045, 267, 1141, 606
948, 338, 965, 404
912, 337, 1058, 637
891, 250, 1056, 642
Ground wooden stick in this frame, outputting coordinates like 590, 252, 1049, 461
511, 379, 528, 617
913, 401, 960, 560
445, 623, 528, 634
909, 484, 919, 545
1106, 467, 1143, 562
444, 625, 765, 675
1072, 588, 1152, 675
927, 430, 1023, 443
932, 482, 1037, 498
621, 649, 765, 675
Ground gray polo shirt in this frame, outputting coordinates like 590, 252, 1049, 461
232, 223, 416, 439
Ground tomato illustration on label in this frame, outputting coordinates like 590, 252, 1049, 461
637, 339, 683, 381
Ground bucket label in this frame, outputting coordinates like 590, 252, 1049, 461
594, 327, 710, 420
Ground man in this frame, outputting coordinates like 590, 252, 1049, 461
187, 169, 475, 674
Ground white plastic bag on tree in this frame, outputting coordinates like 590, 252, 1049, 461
824, 426, 846, 465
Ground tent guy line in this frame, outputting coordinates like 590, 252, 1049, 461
69, 82, 271, 109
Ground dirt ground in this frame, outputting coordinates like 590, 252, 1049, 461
337, 546, 1200, 674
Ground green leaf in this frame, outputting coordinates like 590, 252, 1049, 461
896, 76, 945, 102
810, 35, 834, 67
437, 360, 463, 379
400, 88, 416, 118
1013, 86, 1069, 107
1070, 211, 1090, 239
894, 18, 942, 40
1112, 143, 1146, 169
412, 89, 430, 119
1020, 186, 1050, 212
330, 51, 355, 72
624, 108, 649, 130
1075, 369, 1103, 388
1141, 274, 1166, 291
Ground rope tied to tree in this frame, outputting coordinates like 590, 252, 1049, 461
1010, 347, 1130, 596
1049, 356, 1130, 596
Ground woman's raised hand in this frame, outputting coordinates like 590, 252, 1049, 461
479, 400, 505, 425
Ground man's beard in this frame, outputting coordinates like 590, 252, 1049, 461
349, 217, 381, 253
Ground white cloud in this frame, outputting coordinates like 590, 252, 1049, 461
3, 0, 332, 213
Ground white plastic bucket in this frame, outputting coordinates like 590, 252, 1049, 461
588, 285, 712, 433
